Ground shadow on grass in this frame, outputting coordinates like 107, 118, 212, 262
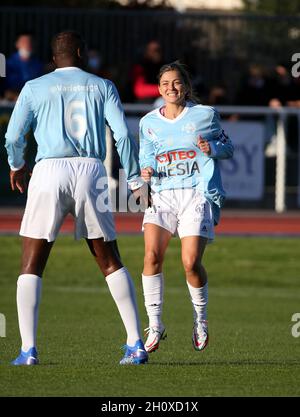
148, 359, 300, 366
2, 359, 300, 367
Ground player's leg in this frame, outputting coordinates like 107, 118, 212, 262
181, 236, 208, 350
86, 237, 147, 364
75, 158, 147, 364
181, 235, 208, 320
181, 235, 209, 351
12, 159, 72, 365
86, 238, 122, 275
177, 189, 215, 351
21, 237, 54, 276
142, 223, 171, 352
12, 237, 54, 365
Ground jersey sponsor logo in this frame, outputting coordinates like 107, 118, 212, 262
156, 149, 200, 179
50, 84, 98, 93
157, 161, 200, 178
156, 150, 196, 163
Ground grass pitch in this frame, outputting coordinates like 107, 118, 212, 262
0, 235, 300, 397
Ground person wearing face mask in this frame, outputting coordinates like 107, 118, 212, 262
87, 49, 103, 75
4, 32, 43, 98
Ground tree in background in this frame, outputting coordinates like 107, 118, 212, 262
242, 0, 300, 14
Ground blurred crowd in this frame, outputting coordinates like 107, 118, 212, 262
1, 33, 299, 154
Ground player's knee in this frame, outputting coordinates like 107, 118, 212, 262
98, 259, 123, 277
21, 260, 44, 277
144, 250, 163, 271
182, 256, 201, 274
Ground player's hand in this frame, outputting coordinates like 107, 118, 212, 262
132, 183, 152, 210
141, 167, 154, 182
197, 136, 211, 156
10, 165, 30, 194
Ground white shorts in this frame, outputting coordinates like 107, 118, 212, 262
143, 189, 214, 241
20, 158, 116, 242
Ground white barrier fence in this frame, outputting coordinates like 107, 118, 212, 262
123, 104, 300, 213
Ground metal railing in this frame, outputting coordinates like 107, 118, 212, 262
0, 102, 299, 212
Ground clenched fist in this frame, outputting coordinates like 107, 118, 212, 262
141, 166, 154, 182
197, 136, 211, 156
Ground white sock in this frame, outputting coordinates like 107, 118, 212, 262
106, 267, 141, 347
16, 274, 42, 352
142, 273, 164, 328
186, 281, 208, 322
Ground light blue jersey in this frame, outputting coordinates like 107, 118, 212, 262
139, 102, 234, 223
5, 67, 141, 188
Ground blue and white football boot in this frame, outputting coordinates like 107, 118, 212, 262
11, 347, 39, 365
120, 339, 148, 365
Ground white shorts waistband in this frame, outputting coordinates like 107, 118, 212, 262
36, 157, 103, 165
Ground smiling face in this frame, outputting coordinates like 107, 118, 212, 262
158, 70, 187, 105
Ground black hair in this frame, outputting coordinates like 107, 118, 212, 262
51, 30, 86, 58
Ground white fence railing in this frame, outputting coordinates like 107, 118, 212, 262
0, 103, 298, 212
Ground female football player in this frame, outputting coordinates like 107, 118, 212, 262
139, 61, 234, 353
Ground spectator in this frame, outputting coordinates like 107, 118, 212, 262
265, 64, 298, 156
236, 64, 271, 106
208, 85, 229, 106
181, 51, 208, 103
286, 75, 300, 108
131, 40, 164, 103
5, 32, 43, 97
87, 48, 116, 81
268, 64, 293, 108
285, 75, 300, 153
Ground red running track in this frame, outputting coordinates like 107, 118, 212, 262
0, 210, 300, 236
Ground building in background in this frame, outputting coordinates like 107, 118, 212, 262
168, 0, 242, 12
118, 0, 243, 12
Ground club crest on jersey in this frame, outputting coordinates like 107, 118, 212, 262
181, 122, 197, 134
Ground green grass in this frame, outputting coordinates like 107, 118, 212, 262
0, 235, 300, 397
